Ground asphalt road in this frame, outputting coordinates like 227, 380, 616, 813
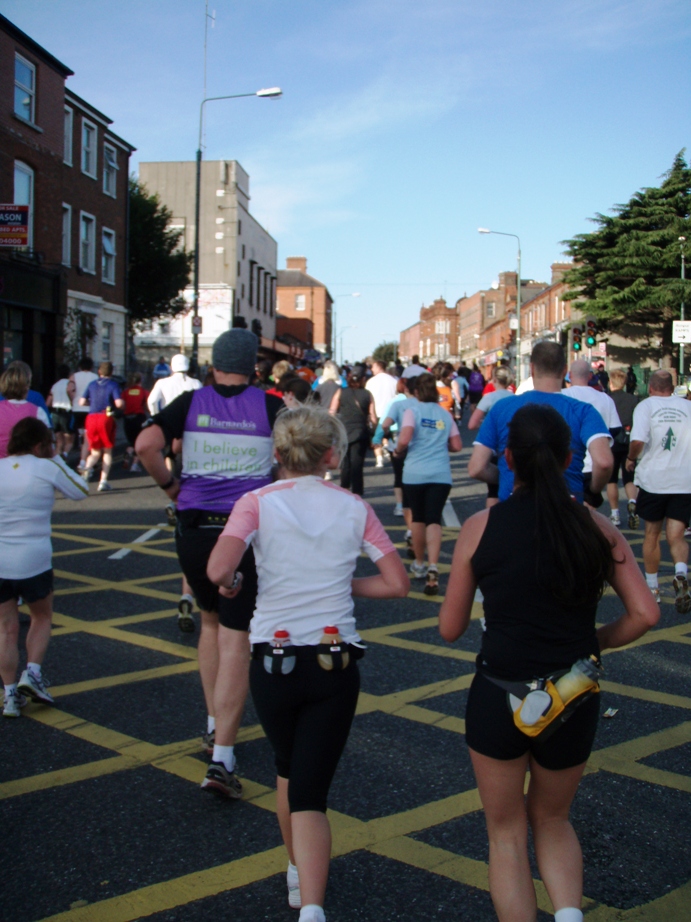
1, 420, 690, 922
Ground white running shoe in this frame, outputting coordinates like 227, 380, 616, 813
2, 689, 28, 718
97, 480, 112, 492
409, 561, 427, 579
287, 863, 301, 909
610, 511, 621, 527
393, 502, 403, 516
17, 669, 54, 705
77, 460, 86, 471
375, 458, 385, 468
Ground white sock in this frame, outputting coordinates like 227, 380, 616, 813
27, 662, 42, 679
299, 906, 325, 922
207, 715, 215, 734
675, 563, 688, 578
554, 909, 583, 922
645, 572, 658, 589
4, 683, 17, 698
212, 744, 235, 772
287, 861, 299, 885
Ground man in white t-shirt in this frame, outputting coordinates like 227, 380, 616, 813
70, 357, 99, 470
147, 354, 201, 415
366, 361, 398, 468
626, 370, 691, 611
563, 360, 622, 508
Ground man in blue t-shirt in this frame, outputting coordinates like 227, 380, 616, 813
469, 342, 613, 502
79, 362, 123, 491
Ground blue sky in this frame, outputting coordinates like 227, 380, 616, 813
3, 0, 690, 360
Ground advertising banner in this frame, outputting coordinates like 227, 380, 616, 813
0, 205, 30, 247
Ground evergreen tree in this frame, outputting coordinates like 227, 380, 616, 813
372, 341, 398, 365
562, 152, 691, 350
127, 178, 193, 330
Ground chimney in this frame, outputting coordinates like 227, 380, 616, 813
286, 256, 307, 272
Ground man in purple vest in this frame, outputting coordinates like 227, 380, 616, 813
136, 329, 283, 799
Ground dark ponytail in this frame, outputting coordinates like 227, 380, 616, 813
507, 404, 614, 607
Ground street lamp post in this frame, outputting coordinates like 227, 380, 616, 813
478, 228, 522, 385
191, 87, 282, 371
680, 236, 687, 379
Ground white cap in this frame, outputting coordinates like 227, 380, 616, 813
171, 354, 189, 373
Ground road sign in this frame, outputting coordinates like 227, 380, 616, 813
0, 204, 29, 247
672, 320, 691, 343
191, 315, 202, 332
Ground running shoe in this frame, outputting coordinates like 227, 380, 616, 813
287, 864, 301, 910
409, 561, 428, 580
17, 669, 54, 705
424, 566, 439, 596
82, 468, 93, 482
130, 461, 141, 473
650, 586, 661, 604
97, 480, 112, 492
673, 575, 691, 614
177, 594, 195, 633
375, 458, 385, 469
627, 500, 639, 530
393, 502, 403, 517
165, 502, 177, 527
77, 460, 86, 472
201, 761, 242, 799
2, 690, 27, 718
610, 511, 621, 527
202, 728, 215, 756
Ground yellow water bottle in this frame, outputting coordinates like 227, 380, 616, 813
554, 655, 601, 701
317, 626, 349, 671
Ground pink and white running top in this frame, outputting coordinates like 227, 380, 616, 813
221, 475, 396, 646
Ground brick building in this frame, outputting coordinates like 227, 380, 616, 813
0, 14, 134, 388
416, 297, 460, 366
398, 320, 421, 365
276, 257, 333, 356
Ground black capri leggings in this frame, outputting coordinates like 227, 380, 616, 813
340, 438, 368, 496
250, 657, 360, 813
402, 482, 451, 525
390, 452, 404, 490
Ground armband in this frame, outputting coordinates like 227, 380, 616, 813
160, 476, 176, 490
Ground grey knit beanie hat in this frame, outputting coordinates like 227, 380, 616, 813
212, 329, 258, 376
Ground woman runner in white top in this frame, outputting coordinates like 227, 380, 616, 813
208, 405, 409, 922
0, 418, 88, 717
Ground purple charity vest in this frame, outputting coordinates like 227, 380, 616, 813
177, 385, 273, 513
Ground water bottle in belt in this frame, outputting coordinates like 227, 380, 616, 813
264, 629, 296, 675
317, 626, 349, 671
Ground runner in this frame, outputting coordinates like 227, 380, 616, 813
394, 372, 462, 595
373, 375, 416, 517
47, 364, 76, 459
136, 329, 284, 797
0, 362, 51, 458
120, 373, 149, 472
147, 354, 201, 416
207, 404, 409, 922
1, 418, 88, 718
606, 368, 640, 528
439, 404, 659, 922
69, 357, 98, 471
365, 361, 398, 468
152, 356, 171, 381
625, 370, 691, 610
468, 365, 515, 509
80, 362, 124, 492
329, 365, 377, 496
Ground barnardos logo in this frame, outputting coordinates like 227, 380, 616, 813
197, 414, 211, 428
195, 414, 257, 431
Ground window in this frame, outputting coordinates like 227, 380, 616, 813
242, 244, 246, 259
238, 219, 242, 235
64, 107, 73, 165
80, 212, 96, 273
62, 205, 72, 266
486, 302, 496, 319
237, 261, 241, 276
241, 284, 245, 299
14, 55, 36, 123
419, 340, 424, 357
102, 228, 116, 283
13, 161, 34, 250
81, 119, 97, 177
103, 142, 117, 196
101, 322, 113, 361
295, 294, 306, 311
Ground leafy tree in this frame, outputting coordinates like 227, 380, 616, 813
371, 341, 398, 365
562, 152, 691, 353
127, 177, 193, 331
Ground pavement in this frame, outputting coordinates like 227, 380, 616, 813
2, 418, 691, 922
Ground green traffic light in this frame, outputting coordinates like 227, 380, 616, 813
573, 342, 582, 351
585, 336, 596, 347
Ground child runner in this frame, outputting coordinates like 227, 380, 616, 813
207, 405, 409, 922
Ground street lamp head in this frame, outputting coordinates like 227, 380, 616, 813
256, 87, 282, 98
478, 227, 491, 234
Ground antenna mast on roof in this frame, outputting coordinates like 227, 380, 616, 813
202, 1, 216, 151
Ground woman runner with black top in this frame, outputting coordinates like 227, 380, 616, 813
329, 364, 377, 495
439, 404, 659, 922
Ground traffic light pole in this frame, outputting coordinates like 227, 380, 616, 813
680, 237, 686, 380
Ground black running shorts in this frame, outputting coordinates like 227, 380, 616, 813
636, 488, 691, 527
402, 482, 451, 525
175, 517, 256, 631
465, 671, 600, 770
0, 569, 54, 605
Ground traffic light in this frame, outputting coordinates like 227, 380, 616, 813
572, 326, 583, 351
585, 318, 597, 348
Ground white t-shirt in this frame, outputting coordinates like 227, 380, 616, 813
222, 476, 395, 645
50, 378, 72, 411
147, 373, 202, 415
402, 364, 427, 379
71, 371, 98, 411
563, 385, 621, 473
0, 454, 88, 579
366, 372, 398, 418
630, 395, 691, 494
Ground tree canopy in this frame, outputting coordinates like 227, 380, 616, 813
562, 152, 691, 345
371, 341, 398, 365
127, 177, 193, 330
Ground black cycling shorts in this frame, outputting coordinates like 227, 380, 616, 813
609, 446, 635, 486
175, 516, 257, 630
402, 482, 451, 525
0, 569, 54, 605
250, 657, 360, 813
636, 488, 691, 527
390, 453, 404, 490
51, 409, 72, 434
124, 414, 146, 447
465, 671, 600, 770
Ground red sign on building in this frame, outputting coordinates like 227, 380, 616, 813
0, 205, 30, 247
